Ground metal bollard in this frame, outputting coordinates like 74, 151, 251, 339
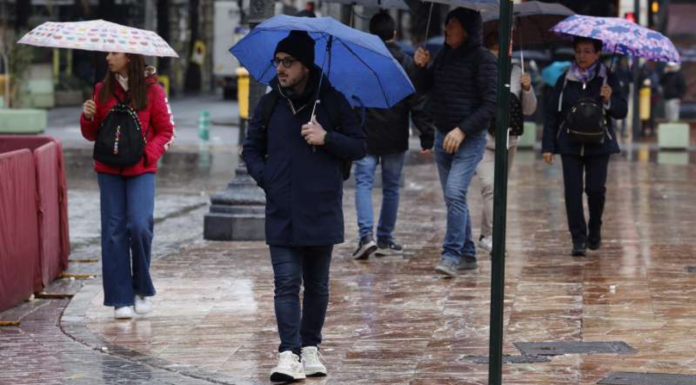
198, 110, 211, 168
237, 67, 250, 145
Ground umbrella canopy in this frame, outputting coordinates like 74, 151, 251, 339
482, 1, 575, 46
17, 20, 179, 58
551, 15, 680, 63
324, 0, 409, 10
424, 0, 498, 12
230, 15, 414, 109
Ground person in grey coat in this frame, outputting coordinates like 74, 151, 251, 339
475, 31, 538, 253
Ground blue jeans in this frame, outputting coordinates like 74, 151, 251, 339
270, 245, 333, 355
434, 131, 487, 263
354, 153, 406, 242
97, 173, 156, 307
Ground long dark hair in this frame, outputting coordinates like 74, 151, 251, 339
99, 54, 149, 110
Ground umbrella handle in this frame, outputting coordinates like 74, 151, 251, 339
423, 2, 435, 44
608, 45, 618, 73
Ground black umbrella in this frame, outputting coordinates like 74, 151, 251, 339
482, 1, 575, 47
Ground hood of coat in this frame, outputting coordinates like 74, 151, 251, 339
445, 8, 484, 52
145, 66, 159, 84
385, 41, 406, 63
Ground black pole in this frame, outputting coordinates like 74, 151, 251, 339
488, 0, 513, 384
632, 0, 641, 140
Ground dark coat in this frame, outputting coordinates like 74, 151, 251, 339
242, 71, 367, 247
542, 64, 628, 157
413, 11, 497, 137
364, 42, 435, 155
661, 70, 687, 100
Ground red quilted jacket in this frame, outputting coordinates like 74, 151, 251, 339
80, 70, 175, 176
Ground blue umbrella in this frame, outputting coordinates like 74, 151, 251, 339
541, 60, 571, 87
230, 15, 414, 109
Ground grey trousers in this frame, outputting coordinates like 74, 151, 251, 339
476, 145, 517, 238
665, 99, 681, 122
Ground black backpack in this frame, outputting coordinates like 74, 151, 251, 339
488, 65, 525, 138
488, 92, 524, 137
257, 89, 361, 181
93, 93, 147, 167
559, 67, 608, 144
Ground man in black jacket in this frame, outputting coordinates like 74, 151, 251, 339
414, 7, 497, 277
352, 12, 436, 260
242, 31, 366, 382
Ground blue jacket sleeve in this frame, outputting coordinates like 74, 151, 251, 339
323, 93, 367, 161
241, 99, 268, 189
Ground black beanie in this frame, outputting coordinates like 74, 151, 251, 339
274, 30, 315, 69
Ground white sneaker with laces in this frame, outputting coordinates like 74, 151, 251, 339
301, 346, 327, 377
478, 236, 493, 253
114, 306, 134, 319
270, 351, 306, 382
134, 295, 152, 314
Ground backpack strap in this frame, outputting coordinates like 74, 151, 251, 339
558, 69, 570, 112
258, 91, 280, 131
316, 89, 345, 132
350, 95, 366, 129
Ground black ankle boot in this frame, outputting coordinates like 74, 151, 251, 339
572, 240, 587, 257
587, 237, 602, 251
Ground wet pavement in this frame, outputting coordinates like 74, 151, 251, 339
2, 146, 696, 384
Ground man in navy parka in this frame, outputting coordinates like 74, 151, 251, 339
242, 30, 366, 382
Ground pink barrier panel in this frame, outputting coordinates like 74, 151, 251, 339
55, 141, 70, 270
0, 135, 70, 298
34, 143, 65, 292
0, 150, 40, 312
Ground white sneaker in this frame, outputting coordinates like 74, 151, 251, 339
301, 346, 327, 377
114, 306, 134, 319
270, 351, 306, 382
478, 236, 493, 253
134, 295, 152, 314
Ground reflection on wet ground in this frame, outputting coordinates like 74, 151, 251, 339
66, 157, 696, 384
63, 148, 238, 193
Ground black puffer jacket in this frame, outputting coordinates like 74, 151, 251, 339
364, 42, 435, 155
414, 8, 497, 136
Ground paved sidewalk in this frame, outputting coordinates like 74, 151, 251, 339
2, 155, 696, 384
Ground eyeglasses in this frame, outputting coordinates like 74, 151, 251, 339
271, 57, 298, 69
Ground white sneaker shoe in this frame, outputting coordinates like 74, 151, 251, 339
270, 351, 306, 382
478, 236, 493, 253
134, 295, 152, 314
301, 346, 327, 377
114, 306, 134, 319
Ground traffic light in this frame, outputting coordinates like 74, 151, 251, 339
648, 0, 665, 30
624, 11, 636, 24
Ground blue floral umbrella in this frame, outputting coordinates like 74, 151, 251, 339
551, 15, 680, 63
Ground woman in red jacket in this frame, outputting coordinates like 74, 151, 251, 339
81, 52, 175, 319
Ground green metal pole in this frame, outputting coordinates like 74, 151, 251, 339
488, 0, 513, 384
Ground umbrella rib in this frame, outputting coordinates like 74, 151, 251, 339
335, 38, 390, 107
